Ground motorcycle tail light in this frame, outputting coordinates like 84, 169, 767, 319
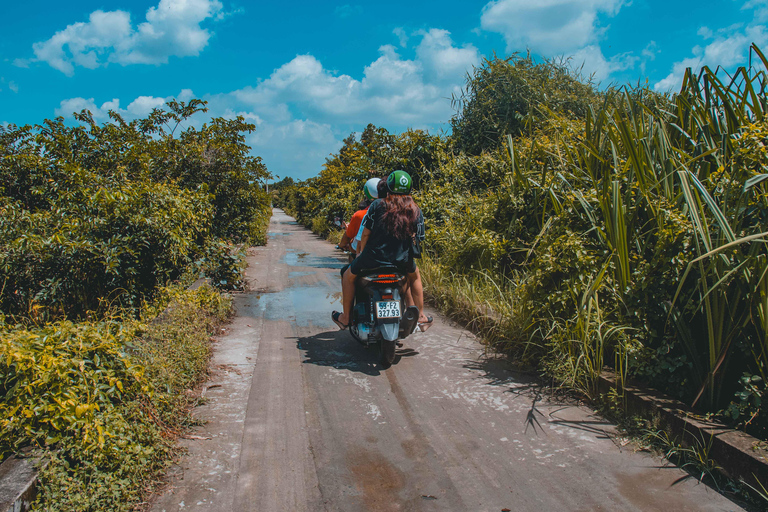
382, 293, 393, 300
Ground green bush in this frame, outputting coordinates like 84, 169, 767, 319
0, 99, 271, 320
0, 285, 231, 511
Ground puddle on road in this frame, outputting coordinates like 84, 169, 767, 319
250, 285, 341, 327
289, 271, 316, 278
268, 232, 293, 237
283, 248, 347, 269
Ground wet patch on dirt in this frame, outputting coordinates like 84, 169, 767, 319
614, 468, 726, 511
346, 447, 405, 511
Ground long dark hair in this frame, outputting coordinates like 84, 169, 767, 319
380, 194, 419, 239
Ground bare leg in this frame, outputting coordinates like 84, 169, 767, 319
406, 266, 429, 324
337, 268, 356, 326
403, 282, 415, 307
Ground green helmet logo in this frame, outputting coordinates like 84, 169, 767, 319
387, 170, 412, 194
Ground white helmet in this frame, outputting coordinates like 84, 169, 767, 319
363, 178, 381, 200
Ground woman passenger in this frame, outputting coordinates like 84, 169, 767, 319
332, 170, 432, 331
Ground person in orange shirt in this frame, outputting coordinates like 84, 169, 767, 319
338, 178, 380, 253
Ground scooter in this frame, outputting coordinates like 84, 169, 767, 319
348, 267, 419, 367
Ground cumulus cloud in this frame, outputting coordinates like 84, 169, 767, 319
416, 29, 480, 82
246, 119, 342, 177
744, 0, 768, 22
654, 23, 768, 91
568, 45, 637, 82
479, 0, 635, 82
52, 29, 477, 179
223, 30, 478, 127
480, 0, 624, 55
393, 27, 409, 48
55, 97, 122, 119
55, 89, 196, 119
30, 0, 223, 76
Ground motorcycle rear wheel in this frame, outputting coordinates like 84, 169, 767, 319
380, 339, 396, 368
349, 322, 364, 344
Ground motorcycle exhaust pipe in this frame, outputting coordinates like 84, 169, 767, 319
399, 306, 419, 338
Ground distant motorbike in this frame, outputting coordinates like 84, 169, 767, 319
348, 267, 419, 367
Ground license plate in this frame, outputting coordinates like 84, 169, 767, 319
375, 301, 401, 318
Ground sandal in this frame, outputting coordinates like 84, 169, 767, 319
331, 311, 348, 330
418, 316, 434, 332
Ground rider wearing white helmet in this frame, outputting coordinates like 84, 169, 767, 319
338, 178, 380, 254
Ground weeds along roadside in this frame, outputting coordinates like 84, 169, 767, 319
0, 98, 272, 509
0, 284, 232, 511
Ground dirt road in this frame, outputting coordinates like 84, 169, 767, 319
152, 209, 744, 512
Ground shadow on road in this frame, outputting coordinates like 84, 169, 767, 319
293, 330, 384, 376
462, 357, 620, 440
462, 357, 539, 388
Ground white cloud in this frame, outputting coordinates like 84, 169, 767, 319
246, 119, 342, 178
126, 96, 168, 116
654, 24, 768, 91
0, 78, 19, 93
223, 30, 477, 127
52, 29, 477, 179
416, 29, 480, 82
393, 27, 409, 48
30, 0, 223, 76
480, 0, 625, 55
568, 45, 637, 82
479, 0, 635, 82
55, 89, 195, 119
55, 97, 121, 119
698, 26, 714, 39
642, 41, 658, 60
744, 0, 768, 22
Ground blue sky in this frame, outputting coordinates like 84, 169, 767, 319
1, 0, 766, 180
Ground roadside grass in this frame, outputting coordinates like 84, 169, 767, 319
0, 284, 232, 512
418, 253, 536, 363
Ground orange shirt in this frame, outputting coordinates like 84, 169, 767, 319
345, 208, 368, 239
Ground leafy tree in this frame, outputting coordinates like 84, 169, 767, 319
451, 54, 597, 155
0, 99, 271, 320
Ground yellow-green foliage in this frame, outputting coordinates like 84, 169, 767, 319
0, 99, 271, 320
0, 319, 144, 458
277, 48, 768, 439
0, 285, 231, 511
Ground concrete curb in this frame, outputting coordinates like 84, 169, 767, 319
0, 454, 45, 512
598, 371, 768, 492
